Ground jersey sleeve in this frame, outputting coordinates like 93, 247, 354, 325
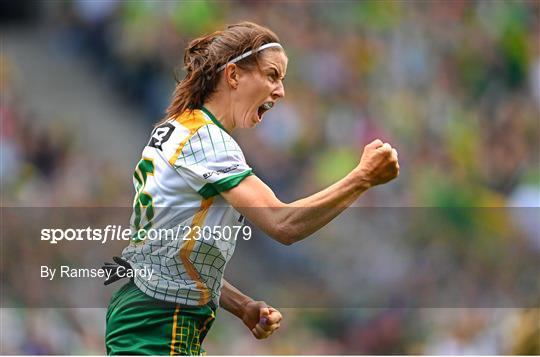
172, 124, 253, 198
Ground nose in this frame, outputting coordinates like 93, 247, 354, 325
272, 80, 285, 99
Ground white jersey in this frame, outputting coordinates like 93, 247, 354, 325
122, 107, 252, 307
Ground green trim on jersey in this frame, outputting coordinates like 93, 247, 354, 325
198, 170, 253, 199
214, 170, 253, 192
201, 106, 228, 133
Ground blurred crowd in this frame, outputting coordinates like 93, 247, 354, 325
2, 0, 539, 355
1, 64, 130, 206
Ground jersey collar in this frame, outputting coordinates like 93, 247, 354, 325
201, 106, 228, 133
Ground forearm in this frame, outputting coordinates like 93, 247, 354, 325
219, 279, 253, 319
226, 170, 371, 245
223, 139, 398, 246
277, 170, 370, 243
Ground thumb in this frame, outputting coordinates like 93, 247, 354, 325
259, 307, 270, 325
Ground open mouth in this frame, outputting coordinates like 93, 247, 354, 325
257, 102, 274, 120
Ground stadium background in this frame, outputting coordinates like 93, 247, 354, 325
1, 0, 539, 354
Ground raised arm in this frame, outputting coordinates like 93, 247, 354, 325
221, 139, 399, 245
220, 279, 282, 339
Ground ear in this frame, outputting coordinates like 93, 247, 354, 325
224, 63, 239, 89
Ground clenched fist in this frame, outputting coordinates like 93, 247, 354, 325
241, 300, 282, 339
357, 139, 400, 187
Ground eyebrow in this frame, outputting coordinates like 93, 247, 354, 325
268, 66, 285, 79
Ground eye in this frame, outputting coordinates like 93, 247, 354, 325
267, 70, 279, 82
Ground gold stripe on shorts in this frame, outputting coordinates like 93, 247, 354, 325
170, 305, 181, 355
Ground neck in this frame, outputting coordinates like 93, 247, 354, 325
203, 95, 235, 133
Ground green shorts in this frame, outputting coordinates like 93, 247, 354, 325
105, 281, 216, 355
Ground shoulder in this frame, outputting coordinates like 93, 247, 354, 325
146, 110, 216, 161
189, 121, 241, 153
161, 110, 244, 167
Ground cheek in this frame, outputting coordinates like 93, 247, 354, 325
237, 83, 259, 104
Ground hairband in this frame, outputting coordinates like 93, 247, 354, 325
217, 42, 283, 72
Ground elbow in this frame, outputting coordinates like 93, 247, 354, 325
270, 222, 300, 246
279, 236, 295, 246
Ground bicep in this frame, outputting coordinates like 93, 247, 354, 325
221, 175, 287, 239
221, 174, 284, 209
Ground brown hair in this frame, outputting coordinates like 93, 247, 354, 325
159, 22, 281, 124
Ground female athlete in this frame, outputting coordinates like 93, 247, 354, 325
104, 21, 399, 355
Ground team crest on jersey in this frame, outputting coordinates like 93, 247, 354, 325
149, 123, 175, 150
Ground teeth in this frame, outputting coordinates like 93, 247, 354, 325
261, 102, 273, 110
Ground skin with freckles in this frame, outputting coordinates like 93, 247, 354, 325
203, 49, 288, 132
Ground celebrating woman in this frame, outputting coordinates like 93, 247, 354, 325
105, 21, 399, 355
